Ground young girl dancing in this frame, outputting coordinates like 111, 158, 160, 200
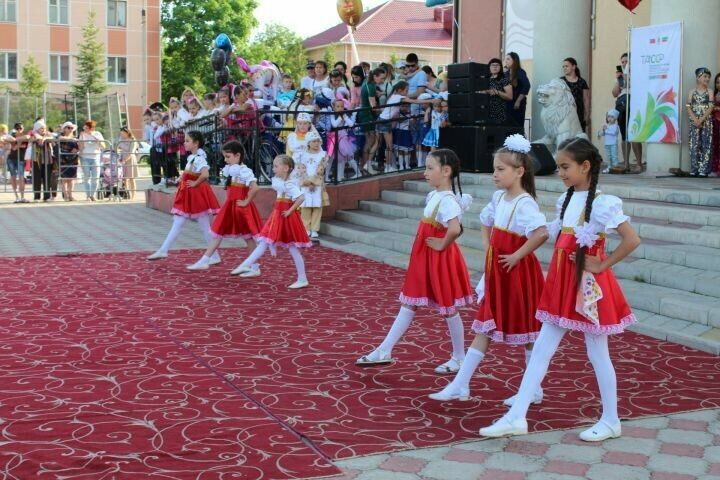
230, 155, 312, 289
186, 140, 262, 271
429, 135, 548, 402
356, 149, 473, 374
148, 131, 221, 261
480, 138, 641, 442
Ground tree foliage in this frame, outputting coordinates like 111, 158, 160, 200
322, 44, 337, 69
19, 55, 47, 96
71, 10, 107, 96
161, 0, 258, 98
237, 24, 306, 84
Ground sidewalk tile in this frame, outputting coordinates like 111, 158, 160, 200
478, 470, 526, 480
647, 454, 709, 476
419, 460, 485, 480
650, 473, 699, 480
546, 444, 605, 464
543, 460, 589, 476
657, 429, 714, 446
668, 419, 710, 431
442, 448, 488, 464
484, 452, 546, 472
625, 426, 660, 439
660, 443, 705, 458
603, 437, 660, 455
504, 440, 550, 456
603, 451, 649, 467
586, 463, 651, 480
379, 456, 427, 474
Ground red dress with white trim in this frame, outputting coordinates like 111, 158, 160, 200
171, 150, 220, 218
210, 164, 263, 239
256, 177, 312, 248
399, 190, 474, 315
473, 191, 546, 344
537, 191, 636, 335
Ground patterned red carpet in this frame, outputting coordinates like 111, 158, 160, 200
1, 247, 719, 478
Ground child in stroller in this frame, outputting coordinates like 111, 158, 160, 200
99, 149, 126, 201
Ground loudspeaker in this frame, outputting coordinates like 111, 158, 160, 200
448, 92, 489, 109
439, 124, 524, 173
447, 62, 490, 79
448, 93, 490, 124
529, 143, 556, 176
448, 77, 490, 94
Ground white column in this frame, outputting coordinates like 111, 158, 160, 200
530, 0, 592, 141
646, 0, 720, 173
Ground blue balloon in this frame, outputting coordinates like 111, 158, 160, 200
215, 33, 233, 53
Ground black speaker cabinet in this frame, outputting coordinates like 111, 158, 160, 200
447, 62, 490, 79
448, 106, 489, 124
439, 124, 524, 173
448, 92, 489, 109
448, 76, 490, 94
529, 143, 557, 176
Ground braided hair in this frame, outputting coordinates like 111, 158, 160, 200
428, 148, 464, 236
222, 140, 244, 189
556, 138, 602, 289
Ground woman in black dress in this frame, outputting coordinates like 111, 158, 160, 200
483, 58, 513, 124
561, 57, 590, 133
504, 52, 530, 128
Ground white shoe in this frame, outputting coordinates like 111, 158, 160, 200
230, 265, 250, 276
288, 280, 309, 289
186, 260, 209, 271
479, 416, 528, 438
208, 253, 221, 265
239, 269, 261, 278
428, 384, 471, 401
579, 420, 621, 442
356, 350, 393, 367
434, 357, 463, 375
503, 388, 544, 407
310, 231, 319, 238
147, 251, 167, 260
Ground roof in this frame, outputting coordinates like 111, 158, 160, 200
303, 0, 452, 50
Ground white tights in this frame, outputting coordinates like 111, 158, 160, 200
159, 214, 212, 253
240, 242, 307, 282
506, 323, 618, 425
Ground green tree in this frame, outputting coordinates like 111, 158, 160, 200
323, 44, 336, 68
19, 55, 47, 96
237, 23, 305, 83
389, 52, 399, 67
71, 9, 107, 96
161, 0, 258, 98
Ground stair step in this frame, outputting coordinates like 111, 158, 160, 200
318, 222, 720, 355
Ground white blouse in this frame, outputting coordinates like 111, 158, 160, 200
479, 190, 547, 237
185, 150, 209, 173
271, 176, 303, 201
424, 190, 472, 227
223, 164, 256, 186
548, 190, 629, 239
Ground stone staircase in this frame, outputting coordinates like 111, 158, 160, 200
319, 173, 720, 355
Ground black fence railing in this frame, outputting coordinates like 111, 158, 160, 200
150, 102, 435, 186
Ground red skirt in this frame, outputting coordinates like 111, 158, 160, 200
473, 227, 544, 344
210, 184, 263, 239
536, 231, 635, 335
256, 199, 312, 248
399, 219, 473, 315
171, 171, 221, 218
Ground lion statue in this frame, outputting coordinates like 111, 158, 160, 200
534, 78, 588, 148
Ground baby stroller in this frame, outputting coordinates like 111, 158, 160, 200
98, 149, 127, 201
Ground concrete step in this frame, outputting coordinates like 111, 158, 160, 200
380, 190, 720, 273
404, 179, 720, 228
459, 173, 720, 209
350, 202, 720, 298
318, 222, 720, 355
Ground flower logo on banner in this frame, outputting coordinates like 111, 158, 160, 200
630, 87, 678, 142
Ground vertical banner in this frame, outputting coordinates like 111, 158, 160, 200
629, 21, 682, 143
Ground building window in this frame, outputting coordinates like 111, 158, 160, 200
0, 0, 17, 22
49, 54, 70, 82
107, 56, 127, 84
107, 0, 126, 27
49, 0, 69, 25
0, 52, 17, 80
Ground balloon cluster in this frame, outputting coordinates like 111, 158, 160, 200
212, 33, 234, 87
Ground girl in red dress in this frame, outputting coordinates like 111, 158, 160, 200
147, 131, 221, 261
429, 135, 549, 403
231, 155, 312, 289
480, 138, 641, 442
355, 149, 474, 374
186, 140, 263, 271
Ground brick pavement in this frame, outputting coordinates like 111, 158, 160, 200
2, 200, 719, 480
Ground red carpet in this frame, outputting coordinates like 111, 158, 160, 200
1, 247, 719, 477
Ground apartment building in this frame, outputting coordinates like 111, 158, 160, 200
0, 0, 161, 128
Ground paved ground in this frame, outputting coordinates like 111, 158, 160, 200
1, 197, 719, 480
